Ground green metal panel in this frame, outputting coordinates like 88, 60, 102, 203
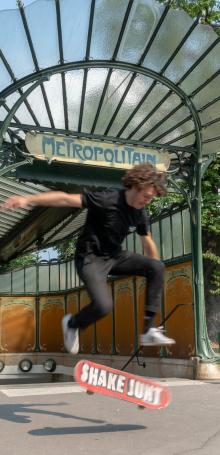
16, 159, 125, 190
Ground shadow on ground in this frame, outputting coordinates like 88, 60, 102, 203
29, 423, 146, 436
0, 402, 105, 424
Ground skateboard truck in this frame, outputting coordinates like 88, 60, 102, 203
121, 304, 188, 371
136, 354, 146, 368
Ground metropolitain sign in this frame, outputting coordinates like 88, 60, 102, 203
25, 132, 170, 171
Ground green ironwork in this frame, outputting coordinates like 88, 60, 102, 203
201, 155, 216, 177
0, 61, 202, 145
0, 77, 49, 187
17, 0, 55, 128
1, 121, 195, 154
0, 49, 39, 126
55, 0, 68, 130
0, 61, 217, 361
35, 260, 40, 352
0, 77, 49, 151
0, 157, 34, 177
190, 150, 219, 361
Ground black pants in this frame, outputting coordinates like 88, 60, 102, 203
74, 250, 165, 329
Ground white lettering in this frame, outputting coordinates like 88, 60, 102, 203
97, 369, 107, 387
116, 375, 126, 393
88, 367, 99, 386
127, 379, 135, 397
143, 385, 154, 403
134, 381, 145, 399
107, 373, 118, 391
127, 379, 162, 406
152, 387, 162, 406
80, 363, 90, 382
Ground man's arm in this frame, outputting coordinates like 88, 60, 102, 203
141, 234, 160, 260
1, 191, 83, 210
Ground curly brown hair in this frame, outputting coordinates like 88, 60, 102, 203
122, 163, 167, 196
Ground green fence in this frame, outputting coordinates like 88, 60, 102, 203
0, 205, 191, 295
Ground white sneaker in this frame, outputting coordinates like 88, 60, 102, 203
62, 314, 79, 354
139, 327, 175, 346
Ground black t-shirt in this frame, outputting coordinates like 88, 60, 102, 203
75, 189, 149, 258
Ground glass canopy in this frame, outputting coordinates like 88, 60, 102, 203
0, 0, 219, 160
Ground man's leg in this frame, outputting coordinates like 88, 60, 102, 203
71, 256, 114, 329
111, 250, 164, 316
62, 255, 115, 353
110, 251, 175, 346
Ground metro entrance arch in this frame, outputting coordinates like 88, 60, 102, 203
0, 0, 219, 378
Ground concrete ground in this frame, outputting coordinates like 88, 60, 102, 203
0, 378, 220, 455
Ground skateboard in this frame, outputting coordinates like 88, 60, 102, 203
74, 359, 171, 410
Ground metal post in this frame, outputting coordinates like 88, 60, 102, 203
35, 262, 40, 352
190, 157, 217, 360
168, 162, 218, 362
188, 89, 218, 360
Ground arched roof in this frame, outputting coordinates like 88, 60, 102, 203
0, 0, 219, 260
0, 0, 220, 158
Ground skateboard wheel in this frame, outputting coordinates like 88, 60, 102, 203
86, 390, 95, 395
138, 405, 145, 410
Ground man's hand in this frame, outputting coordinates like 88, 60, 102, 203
1, 195, 31, 210
141, 234, 160, 260
1, 191, 83, 211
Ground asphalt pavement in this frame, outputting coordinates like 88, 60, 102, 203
0, 377, 219, 455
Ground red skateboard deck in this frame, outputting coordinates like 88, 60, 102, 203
74, 360, 171, 409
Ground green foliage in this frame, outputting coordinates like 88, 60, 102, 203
149, 192, 184, 216
201, 157, 220, 235
203, 250, 220, 265
55, 238, 77, 261
201, 157, 220, 295
0, 253, 37, 272
203, 251, 220, 295
158, 0, 220, 28
209, 271, 220, 295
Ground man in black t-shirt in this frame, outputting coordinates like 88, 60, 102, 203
3, 163, 175, 354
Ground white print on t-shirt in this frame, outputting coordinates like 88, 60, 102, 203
128, 226, 136, 233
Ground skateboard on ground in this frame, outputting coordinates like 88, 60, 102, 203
74, 359, 170, 410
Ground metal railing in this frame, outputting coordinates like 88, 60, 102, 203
0, 206, 191, 295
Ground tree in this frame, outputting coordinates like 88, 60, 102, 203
158, 0, 220, 31
55, 238, 77, 261
0, 252, 38, 271
202, 157, 220, 296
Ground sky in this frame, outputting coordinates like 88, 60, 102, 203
0, 0, 58, 260
0, 0, 220, 13
0, 1, 58, 262
0, 0, 35, 10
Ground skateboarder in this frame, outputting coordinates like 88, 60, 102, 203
2, 163, 175, 354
